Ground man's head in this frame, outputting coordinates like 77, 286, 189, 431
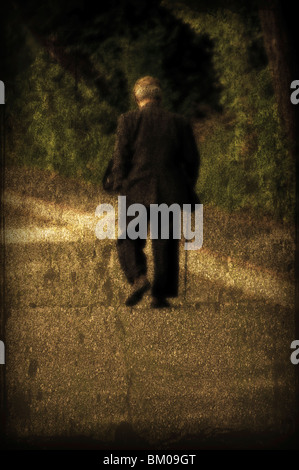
133, 76, 162, 107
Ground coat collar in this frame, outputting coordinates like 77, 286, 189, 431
141, 100, 161, 110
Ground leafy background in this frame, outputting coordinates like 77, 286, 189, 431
4, 0, 295, 221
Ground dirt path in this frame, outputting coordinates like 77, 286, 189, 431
1, 165, 297, 449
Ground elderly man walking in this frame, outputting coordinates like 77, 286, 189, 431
107, 76, 200, 308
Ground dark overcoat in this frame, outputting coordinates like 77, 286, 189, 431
104, 101, 200, 208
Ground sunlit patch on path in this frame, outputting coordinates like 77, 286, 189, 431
5, 226, 82, 244
4, 190, 294, 308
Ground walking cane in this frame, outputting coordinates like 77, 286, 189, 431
183, 209, 190, 301
184, 246, 188, 300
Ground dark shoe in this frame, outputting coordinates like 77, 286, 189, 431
125, 275, 150, 307
150, 297, 170, 309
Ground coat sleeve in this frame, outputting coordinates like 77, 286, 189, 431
111, 114, 132, 191
181, 119, 200, 188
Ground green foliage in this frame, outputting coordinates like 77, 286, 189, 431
6, 1, 218, 184
169, 3, 295, 221
8, 49, 117, 182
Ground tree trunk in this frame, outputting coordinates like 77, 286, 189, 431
259, 0, 299, 437
258, 0, 296, 142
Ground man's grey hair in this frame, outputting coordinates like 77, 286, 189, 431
133, 76, 162, 103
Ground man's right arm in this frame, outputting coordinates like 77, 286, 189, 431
111, 114, 131, 191
181, 119, 200, 188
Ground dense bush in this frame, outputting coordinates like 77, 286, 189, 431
8, 51, 117, 181
6, 0, 218, 183
170, 4, 295, 221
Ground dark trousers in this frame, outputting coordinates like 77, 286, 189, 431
116, 209, 179, 298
